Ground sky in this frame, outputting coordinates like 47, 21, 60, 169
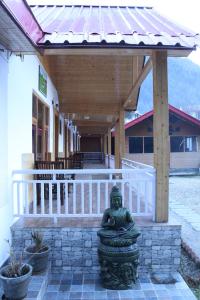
27, 0, 200, 64
153, 0, 200, 65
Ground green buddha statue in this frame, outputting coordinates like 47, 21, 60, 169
98, 185, 140, 247
97, 186, 141, 289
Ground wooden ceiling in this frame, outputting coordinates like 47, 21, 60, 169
41, 54, 146, 135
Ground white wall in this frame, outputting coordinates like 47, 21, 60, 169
7, 54, 65, 172
0, 47, 11, 265
0, 53, 65, 266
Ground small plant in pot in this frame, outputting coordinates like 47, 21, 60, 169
0, 240, 32, 300
24, 231, 50, 274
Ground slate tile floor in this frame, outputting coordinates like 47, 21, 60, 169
43, 272, 197, 300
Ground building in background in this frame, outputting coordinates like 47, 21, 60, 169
123, 105, 200, 174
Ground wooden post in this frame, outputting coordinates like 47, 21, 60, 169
152, 51, 169, 223
108, 129, 111, 168
119, 109, 125, 160
104, 134, 107, 155
115, 109, 125, 168
115, 121, 120, 168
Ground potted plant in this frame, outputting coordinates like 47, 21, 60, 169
0, 240, 32, 300
24, 231, 50, 273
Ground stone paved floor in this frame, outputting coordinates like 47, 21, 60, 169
169, 176, 200, 261
44, 272, 196, 300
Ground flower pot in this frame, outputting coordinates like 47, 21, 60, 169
24, 245, 50, 273
0, 264, 32, 300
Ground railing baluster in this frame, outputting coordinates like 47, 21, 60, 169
121, 182, 125, 206
25, 183, 29, 214
65, 182, 68, 215
41, 182, 45, 214
105, 182, 108, 210
73, 182, 76, 214
33, 183, 37, 214
89, 182, 92, 214
49, 182, 53, 215
17, 182, 20, 215
81, 182, 84, 214
97, 182, 100, 214
57, 183, 61, 214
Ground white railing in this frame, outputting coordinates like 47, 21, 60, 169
107, 155, 156, 220
12, 166, 155, 220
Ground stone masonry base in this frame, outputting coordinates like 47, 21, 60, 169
11, 221, 181, 274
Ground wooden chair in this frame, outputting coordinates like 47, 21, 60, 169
34, 161, 65, 205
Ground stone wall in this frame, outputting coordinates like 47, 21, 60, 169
11, 224, 181, 273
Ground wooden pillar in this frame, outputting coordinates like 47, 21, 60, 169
152, 51, 169, 223
104, 134, 107, 155
108, 129, 111, 156
108, 129, 111, 168
119, 109, 125, 160
115, 121, 120, 168
115, 109, 125, 168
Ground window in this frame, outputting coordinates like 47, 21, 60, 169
144, 137, 153, 153
129, 137, 143, 153
170, 136, 197, 152
170, 136, 184, 152
185, 136, 197, 152
32, 94, 50, 160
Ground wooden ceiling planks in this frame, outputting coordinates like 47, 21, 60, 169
43, 54, 145, 134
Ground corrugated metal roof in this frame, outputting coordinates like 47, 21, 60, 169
30, 5, 198, 48
125, 104, 200, 130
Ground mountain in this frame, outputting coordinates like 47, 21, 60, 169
135, 57, 200, 114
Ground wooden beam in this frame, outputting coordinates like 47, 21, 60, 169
123, 58, 152, 109
44, 48, 153, 56
152, 51, 169, 223
43, 48, 192, 57
60, 102, 120, 115
74, 120, 112, 127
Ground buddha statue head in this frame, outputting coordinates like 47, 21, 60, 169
110, 186, 122, 209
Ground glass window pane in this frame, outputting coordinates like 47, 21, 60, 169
129, 137, 143, 153
32, 95, 37, 118
32, 124, 37, 158
45, 107, 49, 126
38, 101, 44, 128
144, 137, 153, 153
170, 136, 184, 152
185, 136, 197, 152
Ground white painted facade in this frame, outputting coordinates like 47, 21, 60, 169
0, 49, 68, 266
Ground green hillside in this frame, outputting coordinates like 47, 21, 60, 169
136, 57, 200, 114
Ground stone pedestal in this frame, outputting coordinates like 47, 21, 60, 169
98, 242, 139, 289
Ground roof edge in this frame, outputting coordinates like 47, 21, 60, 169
125, 104, 200, 130
0, 0, 43, 46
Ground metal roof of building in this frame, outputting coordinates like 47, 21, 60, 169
29, 5, 198, 48
125, 104, 200, 130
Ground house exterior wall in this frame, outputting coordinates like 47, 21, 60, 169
0, 52, 66, 266
125, 115, 200, 169
0, 46, 12, 266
